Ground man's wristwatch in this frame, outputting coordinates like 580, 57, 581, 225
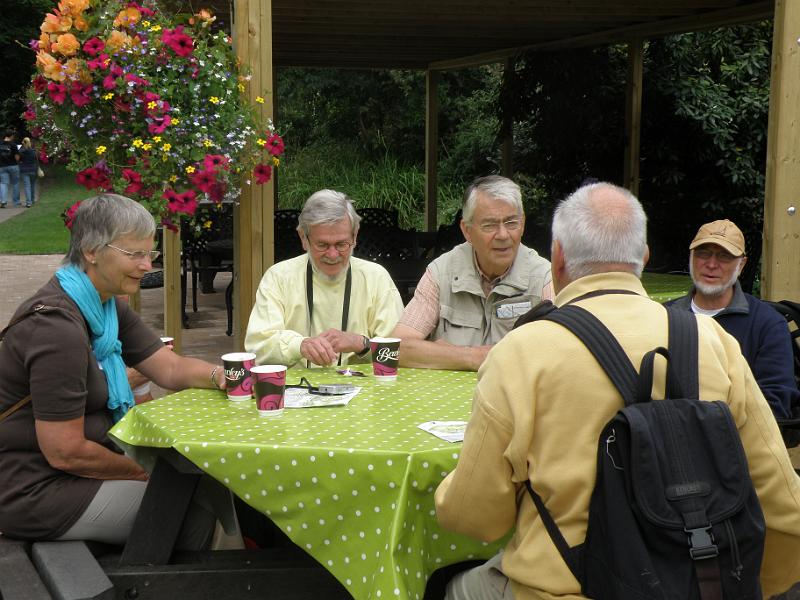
356, 335, 371, 356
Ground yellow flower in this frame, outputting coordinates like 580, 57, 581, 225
162, 143, 171, 152
96, 145, 106, 155
272, 157, 280, 167
132, 138, 143, 147
256, 138, 266, 147
152, 136, 161, 143
203, 220, 213, 229
162, 154, 168, 162
171, 117, 179, 125
169, 175, 178, 182
102, 92, 114, 100
147, 101, 157, 110
142, 143, 152, 151
185, 166, 196, 174
237, 83, 245, 92
255, 96, 264, 104
202, 139, 213, 148
209, 96, 220, 104
149, 25, 161, 32
142, 20, 150, 27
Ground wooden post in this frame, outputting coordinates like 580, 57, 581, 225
623, 39, 644, 197
501, 57, 514, 179
162, 227, 182, 352
762, 0, 800, 301
233, 0, 274, 339
424, 69, 439, 232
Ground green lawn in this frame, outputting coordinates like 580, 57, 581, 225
642, 272, 692, 303
0, 165, 83, 254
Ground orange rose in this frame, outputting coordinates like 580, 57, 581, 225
51, 32, 80, 57
58, 0, 90, 16
105, 30, 131, 54
113, 7, 141, 28
40, 13, 72, 34
72, 13, 89, 32
36, 52, 66, 82
63, 58, 90, 83
38, 32, 52, 53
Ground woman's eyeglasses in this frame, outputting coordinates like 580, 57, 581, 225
106, 244, 161, 262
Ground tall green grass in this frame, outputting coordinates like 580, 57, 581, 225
0, 165, 81, 254
278, 142, 464, 230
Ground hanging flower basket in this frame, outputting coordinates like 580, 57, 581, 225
26, 0, 285, 229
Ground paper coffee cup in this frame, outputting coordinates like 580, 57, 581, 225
251, 365, 287, 417
160, 336, 174, 348
370, 337, 400, 381
222, 352, 256, 401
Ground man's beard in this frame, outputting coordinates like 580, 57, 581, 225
690, 260, 742, 297
312, 253, 348, 282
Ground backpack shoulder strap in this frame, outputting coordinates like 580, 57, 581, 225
543, 304, 639, 404
665, 307, 699, 399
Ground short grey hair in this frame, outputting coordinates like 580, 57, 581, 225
63, 194, 156, 269
462, 176, 523, 223
551, 182, 647, 279
297, 189, 361, 237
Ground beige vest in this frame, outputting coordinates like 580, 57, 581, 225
430, 242, 551, 346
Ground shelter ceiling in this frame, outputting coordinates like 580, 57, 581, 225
204, 0, 773, 69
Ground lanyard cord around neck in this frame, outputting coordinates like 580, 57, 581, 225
306, 260, 352, 367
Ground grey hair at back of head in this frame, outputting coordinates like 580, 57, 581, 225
551, 182, 647, 279
63, 194, 156, 269
297, 189, 361, 236
462, 175, 523, 223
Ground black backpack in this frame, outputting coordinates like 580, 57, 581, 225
0, 142, 13, 162
764, 300, 800, 447
525, 305, 766, 599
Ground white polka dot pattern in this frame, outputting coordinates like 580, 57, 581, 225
110, 366, 503, 600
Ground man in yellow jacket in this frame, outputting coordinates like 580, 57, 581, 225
435, 182, 800, 599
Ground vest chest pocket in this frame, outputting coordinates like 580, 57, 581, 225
437, 305, 484, 346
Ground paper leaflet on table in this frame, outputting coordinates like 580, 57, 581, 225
283, 386, 361, 408
418, 421, 467, 443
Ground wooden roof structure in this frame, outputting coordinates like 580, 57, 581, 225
159, 0, 799, 350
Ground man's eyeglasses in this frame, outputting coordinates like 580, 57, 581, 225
106, 244, 161, 262
309, 239, 354, 253
475, 218, 522, 234
693, 248, 739, 264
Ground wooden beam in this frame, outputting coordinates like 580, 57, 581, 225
761, 0, 800, 301
233, 0, 275, 340
163, 227, 182, 352
501, 57, 514, 179
424, 70, 439, 232
623, 39, 644, 196
429, 1, 773, 70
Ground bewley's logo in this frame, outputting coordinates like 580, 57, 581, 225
376, 347, 399, 363
226, 367, 246, 380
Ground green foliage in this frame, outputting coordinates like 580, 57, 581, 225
0, 165, 79, 254
277, 141, 463, 230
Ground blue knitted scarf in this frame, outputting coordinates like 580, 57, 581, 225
55, 264, 134, 422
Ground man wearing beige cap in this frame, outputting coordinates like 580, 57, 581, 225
668, 219, 798, 419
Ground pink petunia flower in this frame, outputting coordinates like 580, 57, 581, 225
190, 169, 216, 193
83, 37, 105, 57
47, 82, 67, 105
63, 201, 82, 229
253, 163, 272, 184
122, 168, 143, 194
203, 154, 229, 171
161, 26, 193, 57
266, 133, 285, 156
22, 108, 36, 121
102, 74, 117, 90
32, 76, 47, 94
69, 81, 93, 107
147, 114, 172, 135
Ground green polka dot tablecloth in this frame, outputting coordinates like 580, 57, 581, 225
109, 367, 503, 600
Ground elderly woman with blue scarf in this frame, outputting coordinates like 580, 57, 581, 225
0, 194, 225, 546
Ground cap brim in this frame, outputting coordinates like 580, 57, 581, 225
689, 237, 744, 257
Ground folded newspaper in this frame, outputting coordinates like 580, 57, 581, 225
418, 420, 467, 443
283, 386, 361, 408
